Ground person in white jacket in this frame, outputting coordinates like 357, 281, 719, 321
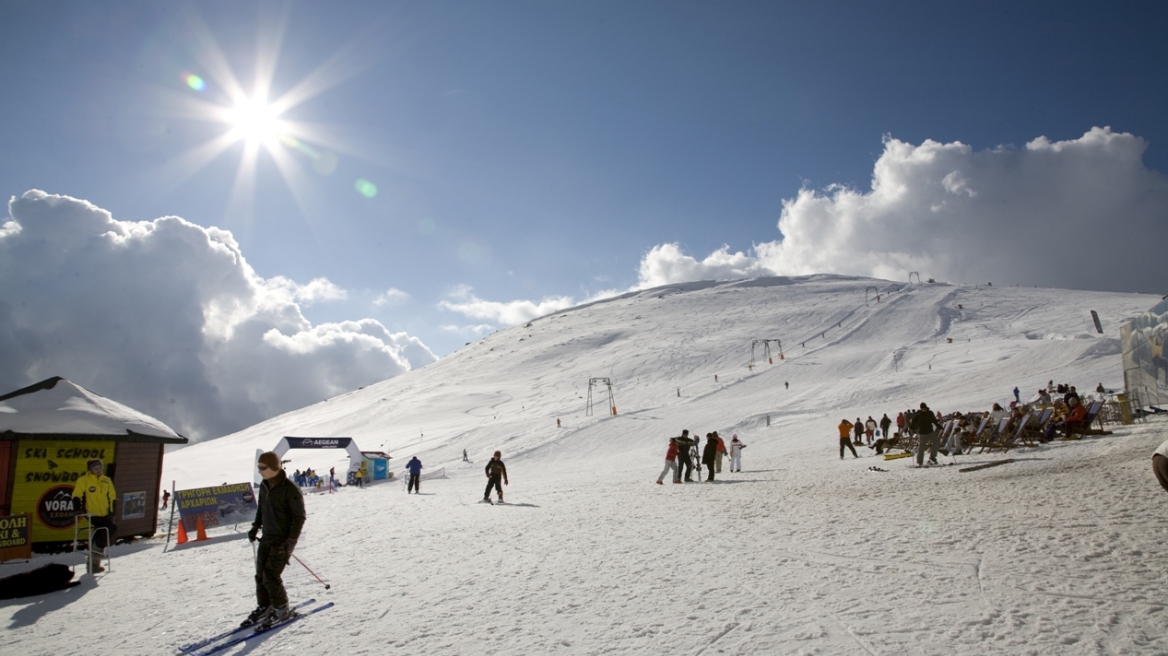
728, 434, 746, 472
1153, 439, 1168, 492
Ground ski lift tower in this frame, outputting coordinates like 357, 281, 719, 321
750, 339, 784, 368
909, 272, 922, 285
865, 285, 881, 305
586, 377, 617, 416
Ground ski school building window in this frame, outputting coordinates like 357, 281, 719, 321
0, 377, 188, 551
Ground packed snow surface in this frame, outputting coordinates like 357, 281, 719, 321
4, 275, 1168, 655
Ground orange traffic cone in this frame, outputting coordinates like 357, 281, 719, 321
196, 515, 208, 541
176, 519, 188, 545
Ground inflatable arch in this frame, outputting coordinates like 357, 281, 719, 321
255, 437, 364, 486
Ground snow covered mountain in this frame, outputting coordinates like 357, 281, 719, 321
165, 275, 1150, 489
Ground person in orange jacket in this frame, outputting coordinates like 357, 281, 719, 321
838, 420, 858, 459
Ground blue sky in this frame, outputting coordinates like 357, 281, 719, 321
3, 1, 1168, 439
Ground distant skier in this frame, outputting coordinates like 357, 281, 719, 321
406, 456, 423, 494
656, 438, 679, 485
674, 430, 696, 482
483, 451, 509, 503
865, 416, 877, 445
462, 449, 469, 462
244, 452, 305, 629
838, 420, 858, 459
702, 435, 718, 482
713, 431, 726, 473
854, 418, 864, 447
1013, 386, 1020, 404
161, 489, 170, 510
896, 412, 906, 437
729, 434, 746, 472
912, 402, 944, 467
879, 414, 892, 442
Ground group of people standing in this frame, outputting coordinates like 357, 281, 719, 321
656, 429, 746, 484
837, 413, 894, 458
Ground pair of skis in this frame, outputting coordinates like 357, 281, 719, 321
177, 599, 333, 655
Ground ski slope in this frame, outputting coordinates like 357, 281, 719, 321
5, 275, 1168, 655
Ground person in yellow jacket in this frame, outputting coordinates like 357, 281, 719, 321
72, 459, 117, 573
838, 419, 858, 459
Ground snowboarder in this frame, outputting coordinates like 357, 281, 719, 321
244, 451, 306, 629
483, 451, 508, 503
702, 435, 718, 482
674, 431, 696, 482
406, 456, 423, 494
912, 402, 943, 466
656, 438, 679, 485
838, 420, 858, 459
72, 459, 117, 574
729, 434, 746, 472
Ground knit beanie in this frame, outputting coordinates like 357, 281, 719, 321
258, 452, 282, 471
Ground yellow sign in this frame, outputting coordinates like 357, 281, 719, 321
11, 441, 115, 542
0, 514, 32, 561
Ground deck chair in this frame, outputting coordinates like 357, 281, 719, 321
1067, 400, 1110, 438
1018, 407, 1053, 446
978, 417, 1011, 454
962, 415, 991, 454
990, 415, 1029, 453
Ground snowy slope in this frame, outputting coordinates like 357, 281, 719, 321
5, 275, 1168, 656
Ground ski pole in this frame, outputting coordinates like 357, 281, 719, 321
292, 553, 331, 590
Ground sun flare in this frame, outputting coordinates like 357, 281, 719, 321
227, 97, 283, 146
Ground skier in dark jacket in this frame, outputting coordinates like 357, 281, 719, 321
483, 451, 508, 503
674, 430, 696, 482
406, 457, 423, 494
702, 436, 719, 482
911, 403, 944, 466
244, 451, 306, 628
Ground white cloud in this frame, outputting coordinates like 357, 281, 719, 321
438, 285, 579, 325
0, 190, 436, 441
373, 287, 410, 307
440, 323, 496, 337
636, 243, 770, 289
636, 127, 1168, 293
263, 276, 348, 305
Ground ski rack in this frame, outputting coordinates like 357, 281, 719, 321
73, 513, 111, 574
586, 377, 617, 416
750, 339, 783, 368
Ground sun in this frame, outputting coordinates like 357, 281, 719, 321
226, 97, 284, 146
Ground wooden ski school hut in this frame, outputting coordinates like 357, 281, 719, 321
0, 377, 188, 553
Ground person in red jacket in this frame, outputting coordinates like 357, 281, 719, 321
656, 438, 679, 485
1063, 402, 1089, 438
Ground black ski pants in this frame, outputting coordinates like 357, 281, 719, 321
840, 438, 858, 458
677, 452, 695, 481
90, 515, 116, 552
255, 541, 291, 609
484, 474, 503, 500
408, 472, 420, 493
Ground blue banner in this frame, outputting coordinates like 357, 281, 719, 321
174, 482, 257, 531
